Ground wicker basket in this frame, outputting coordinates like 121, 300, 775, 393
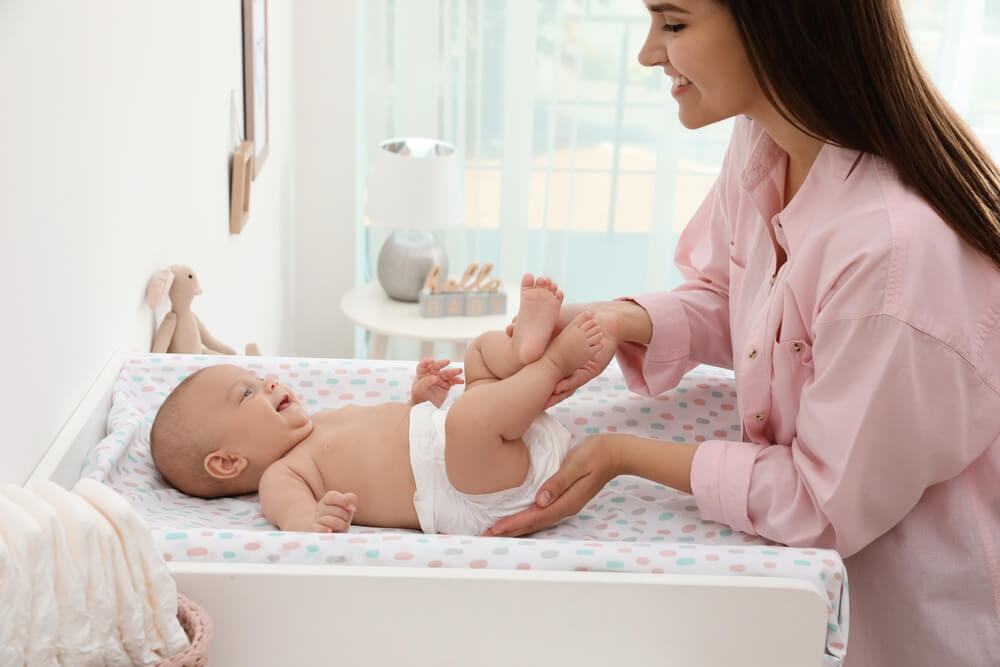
154, 594, 213, 667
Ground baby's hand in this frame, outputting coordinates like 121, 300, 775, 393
312, 491, 357, 533
412, 357, 465, 407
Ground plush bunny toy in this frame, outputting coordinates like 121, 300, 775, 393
145, 265, 260, 355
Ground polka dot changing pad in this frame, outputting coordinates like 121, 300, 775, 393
81, 354, 848, 664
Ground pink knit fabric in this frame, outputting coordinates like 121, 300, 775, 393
155, 595, 212, 667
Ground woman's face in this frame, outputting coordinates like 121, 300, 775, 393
638, 0, 764, 129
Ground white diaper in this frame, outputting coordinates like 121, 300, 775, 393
408, 402, 572, 535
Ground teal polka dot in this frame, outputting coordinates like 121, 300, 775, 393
307, 545, 319, 553
676, 557, 697, 565
365, 550, 380, 558
165, 533, 188, 540
616, 519, 627, 525
676, 388, 687, 393
615, 385, 626, 390
678, 536, 695, 542
577, 514, 594, 521
325, 378, 339, 385
299, 361, 309, 367
607, 560, 625, 569
640, 407, 651, 414
151, 358, 162, 363
268, 532, 284, 537
762, 549, 780, 555
308, 399, 318, 405
712, 391, 723, 397
720, 529, 733, 537
391, 395, 400, 401
417, 537, 430, 543
608, 480, 619, 487
219, 532, 234, 539
659, 513, 674, 520
131, 376, 144, 382
651, 423, 664, 430
611, 496, 626, 503
828, 623, 839, 632
654, 484, 666, 490
678, 401, 688, 408
794, 559, 811, 566
672, 436, 687, 442
585, 427, 599, 434
576, 549, 595, 556
222, 551, 236, 559
594, 504, 604, 511
388, 380, 399, 386
651, 536, 664, 541
350, 379, 366, 385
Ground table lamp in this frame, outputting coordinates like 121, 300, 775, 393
365, 137, 465, 302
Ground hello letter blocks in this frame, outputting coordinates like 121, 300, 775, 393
418, 262, 507, 317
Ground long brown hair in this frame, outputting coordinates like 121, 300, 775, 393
719, 0, 1000, 270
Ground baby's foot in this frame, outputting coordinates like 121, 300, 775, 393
543, 312, 602, 378
512, 273, 564, 365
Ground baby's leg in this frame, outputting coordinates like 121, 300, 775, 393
445, 313, 602, 494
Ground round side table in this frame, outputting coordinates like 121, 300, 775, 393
340, 282, 520, 360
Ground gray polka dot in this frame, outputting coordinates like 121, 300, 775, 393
730, 391, 738, 397
631, 508, 646, 516
597, 376, 610, 382
612, 406, 627, 413
461, 539, 474, 545
518, 540, 536, 547
731, 425, 741, 431
591, 411, 605, 417
685, 505, 697, 511
588, 386, 601, 392
267, 554, 281, 562
327, 555, 347, 564
492, 547, 509, 555
640, 495, 655, 502
624, 536, 638, 541
298, 381, 313, 387
541, 550, 559, 558
624, 484, 639, 491
248, 363, 263, 369
626, 419, 639, 426
310, 369, 323, 376
556, 407, 570, 413
162, 366, 175, 372
445, 548, 464, 555
696, 418, 710, 424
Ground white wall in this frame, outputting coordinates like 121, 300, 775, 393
293, 0, 358, 359
0, 0, 324, 485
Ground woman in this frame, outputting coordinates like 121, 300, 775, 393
487, 1, 1000, 665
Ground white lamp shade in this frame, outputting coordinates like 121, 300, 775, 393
365, 137, 465, 230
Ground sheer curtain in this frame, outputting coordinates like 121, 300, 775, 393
356, 0, 999, 304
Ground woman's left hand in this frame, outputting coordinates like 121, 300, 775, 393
484, 434, 622, 537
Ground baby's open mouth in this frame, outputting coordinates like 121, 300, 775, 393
277, 395, 291, 412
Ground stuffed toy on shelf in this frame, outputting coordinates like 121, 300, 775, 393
145, 265, 260, 355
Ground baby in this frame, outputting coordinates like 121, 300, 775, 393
150, 275, 603, 535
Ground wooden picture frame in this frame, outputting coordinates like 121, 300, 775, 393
242, 0, 269, 179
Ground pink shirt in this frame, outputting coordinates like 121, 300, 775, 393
618, 117, 1000, 666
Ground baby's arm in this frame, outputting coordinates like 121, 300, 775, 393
411, 357, 464, 407
259, 464, 357, 533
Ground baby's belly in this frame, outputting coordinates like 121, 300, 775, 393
345, 415, 421, 530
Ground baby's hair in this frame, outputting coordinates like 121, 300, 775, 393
150, 367, 229, 499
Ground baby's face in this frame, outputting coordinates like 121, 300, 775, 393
188, 364, 314, 470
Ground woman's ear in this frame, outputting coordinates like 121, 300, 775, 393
203, 450, 248, 479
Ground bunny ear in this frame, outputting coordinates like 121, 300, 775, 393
144, 268, 175, 308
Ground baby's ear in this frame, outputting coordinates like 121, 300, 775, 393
204, 450, 248, 479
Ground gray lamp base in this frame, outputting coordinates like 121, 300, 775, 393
377, 230, 449, 302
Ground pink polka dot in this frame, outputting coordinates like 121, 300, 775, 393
395, 552, 414, 561
763, 561, 777, 568
651, 568, 664, 574
683, 424, 694, 431
714, 430, 728, 438
283, 542, 301, 550
280, 364, 291, 369
694, 436, 705, 442
382, 535, 402, 541
705, 531, 716, 538
660, 413, 675, 420
335, 369, 347, 374
358, 368, 371, 374
318, 390, 330, 396
636, 557, 650, 565
827, 590, 835, 600
803, 550, 817, 555
706, 554, 720, 561
729, 564, 746, 573
657, 529, 672, 535
618, 547, 632, 554
585, 543, 602, 548
682, 524, 697, 533
595, 523, 608, 530
607, 426, 617, 432
348, 538, 367, 544
823, 559, 836, 566
470, 560, 488, 569
697, 384, 710, 389
516, 563, 531, 570
721, 403, 735, 411
201, 531, 214, 537
366, 391, 380, 397
339, 394, 355, 400
428, 560, 443, 568
831, 642, 845, 650
609, 532, 619, 538
574, 566, 589, 572
742, 535, 758, 543
659, 550, 677, 557
163, 553, 173, 561
187, 548, 208, 557
574, 418, 588, 425
142, 386, 155, 392
834, 573, 843, 581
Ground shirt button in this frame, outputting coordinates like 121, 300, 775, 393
748, 348, 757, 359
791, 342, 802, 352
754, 413, 766, 422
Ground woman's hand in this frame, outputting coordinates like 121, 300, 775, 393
484, 434, 622, 537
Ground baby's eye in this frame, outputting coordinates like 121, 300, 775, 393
242, 388, 253, 401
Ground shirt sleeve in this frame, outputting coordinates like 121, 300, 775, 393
615, 123, 744, 395
691, 313, 1000, 557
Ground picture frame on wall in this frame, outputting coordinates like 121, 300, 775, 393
242, 0, 269, 179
